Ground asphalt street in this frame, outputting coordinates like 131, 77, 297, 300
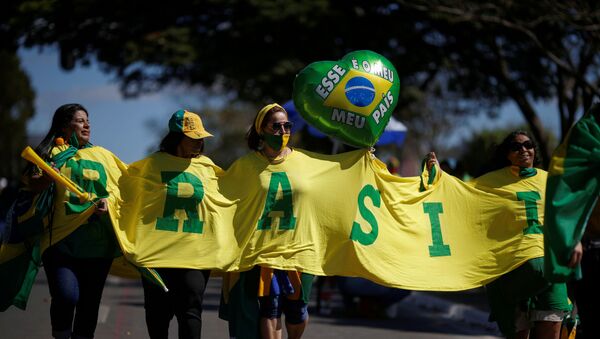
0, 275, 501, 338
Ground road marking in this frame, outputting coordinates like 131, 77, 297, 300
98, 304, 110, 324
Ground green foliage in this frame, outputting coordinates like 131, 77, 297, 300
0, 50, 35, 181
3, 0, 599, 167
458, 127, 519, 177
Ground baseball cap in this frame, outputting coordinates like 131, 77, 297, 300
168, 110, 213, 139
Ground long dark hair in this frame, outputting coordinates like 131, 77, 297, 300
159, 131, 204, 156
23, 103, 88, 177
245, 105, 288, 151
489, 130, 540, 171
35, 103, 88, 160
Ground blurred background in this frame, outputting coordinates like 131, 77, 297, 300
3, 0, 599, 187
1, 2, 598, 337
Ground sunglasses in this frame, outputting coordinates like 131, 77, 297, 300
508, 140, 535, 152
270, 122, 294, 132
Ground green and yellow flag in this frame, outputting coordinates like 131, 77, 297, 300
0, 146, 129, 310
43, 146, 128, 252
545, 105, 600, 282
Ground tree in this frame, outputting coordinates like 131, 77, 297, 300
0, 0, 36, 182
449, 124, 559, 178
5, 0, 600, 166
397, 0, 600, 166
0, 50, 36, 182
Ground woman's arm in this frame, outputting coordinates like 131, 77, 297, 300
25, 164, 57, 192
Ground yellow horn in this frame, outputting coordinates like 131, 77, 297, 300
21, 146, 91, 202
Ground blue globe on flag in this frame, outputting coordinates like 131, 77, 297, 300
345, 76, 375, 107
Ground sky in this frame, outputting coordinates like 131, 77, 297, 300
20, 47, 563, 164
21, 48, 186, 163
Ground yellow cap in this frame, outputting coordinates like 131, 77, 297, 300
169, 110, 213, 139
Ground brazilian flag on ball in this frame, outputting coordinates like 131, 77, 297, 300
544, 104, 600, 282
293, 50, 400, 148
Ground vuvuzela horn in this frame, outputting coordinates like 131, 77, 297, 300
21, 146, 91, 202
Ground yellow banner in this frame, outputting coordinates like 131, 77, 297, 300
106, 149, 544, 291
108, 152, 238, 270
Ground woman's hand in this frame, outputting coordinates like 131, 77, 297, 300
94, 198, 108, 215
28, 163, 58, 192
426, 152, 439, 171
567, 241, 583, 268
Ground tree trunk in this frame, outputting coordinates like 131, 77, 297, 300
492, 41, 552, 168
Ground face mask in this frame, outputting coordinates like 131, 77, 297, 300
263, 133, 289, 152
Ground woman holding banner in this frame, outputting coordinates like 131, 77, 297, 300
472, 131, 571, 339
24, 103, 124, 339
127, 110, 215, 339
219, 103, 313, 339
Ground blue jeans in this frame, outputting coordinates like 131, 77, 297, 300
42, 247, 113, 338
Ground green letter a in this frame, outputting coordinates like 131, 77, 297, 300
257, 172, 296, 230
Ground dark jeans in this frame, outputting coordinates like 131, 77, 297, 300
142, 268, 211, 339
42, 247, 113, 338
574, 244, 600, 339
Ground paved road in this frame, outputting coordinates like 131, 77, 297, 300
0, 276, 501, 338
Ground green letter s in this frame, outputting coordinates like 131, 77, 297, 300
350, 184, 381, 246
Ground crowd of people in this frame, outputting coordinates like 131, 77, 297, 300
0, 102, 597, 339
